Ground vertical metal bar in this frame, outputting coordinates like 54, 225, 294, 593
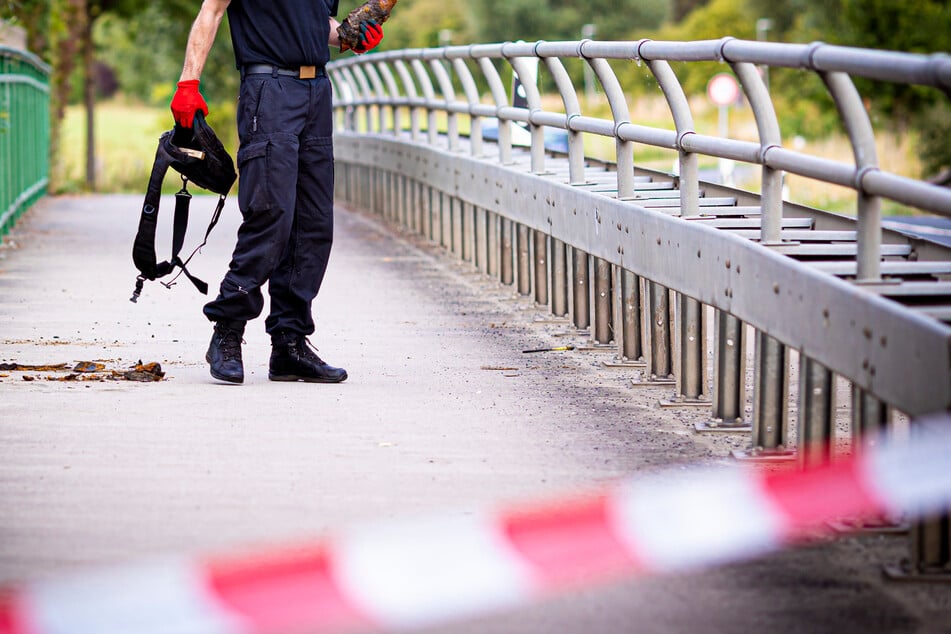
452, 197, 463, 256
500, 218, 514, 286
475, 206, 488, 273
701, 311, 749, 430
386, 172, 394, 224
422, 185, 432, 241
750, 331, 792, 455
488, 212, 500, 278
551, 238, 569, 317
395, 173, 402, 224
675, 295, 707, 402
534, 230, 549, 306
908, 516, 951, 577
619, 269, 642, 362
431, 190, 442, 245
400, 175, 409, 228
798, 357, 835, 469
412, 179, 422, 235
647, 282, 672, 381
463, 201, 474, 263
594, 258, 613, 345
390, 172, 396, 222
851, 386, 889, 444
517, 224, 532, 296
403, 177, 412, 231
406, 177, 413, 229
572, 249, 590, 330
442, 193, 453, 249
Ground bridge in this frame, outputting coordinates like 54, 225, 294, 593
2, 38, 951, 633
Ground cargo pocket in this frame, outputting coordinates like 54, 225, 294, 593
237, 140, 273, 213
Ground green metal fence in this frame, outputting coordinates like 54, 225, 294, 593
0, 45, 50, 241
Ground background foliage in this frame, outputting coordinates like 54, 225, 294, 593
2, 0, 949, 191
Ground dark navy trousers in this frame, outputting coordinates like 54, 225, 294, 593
203, 71, 335, 342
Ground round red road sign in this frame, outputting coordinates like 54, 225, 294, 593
707, 73, 740, 106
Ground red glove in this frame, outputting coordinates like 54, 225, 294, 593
352, 21, 383, 54
170, 79, 209, 128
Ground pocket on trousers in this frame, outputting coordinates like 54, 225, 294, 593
237, 140, 273, 212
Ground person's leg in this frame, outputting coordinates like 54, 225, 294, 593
265, 75, 335, 340
266, 75, 346, 383
203, 74, 307, 382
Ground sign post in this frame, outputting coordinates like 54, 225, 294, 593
707, 73, 741, 186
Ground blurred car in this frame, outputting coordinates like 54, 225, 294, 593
480, 118, 570, 154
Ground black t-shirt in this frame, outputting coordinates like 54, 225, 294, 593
228, 0, 340, 69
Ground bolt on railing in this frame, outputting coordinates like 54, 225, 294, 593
0, 46, 50, 241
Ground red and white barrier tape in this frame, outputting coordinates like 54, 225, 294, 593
3, 416, 951, 634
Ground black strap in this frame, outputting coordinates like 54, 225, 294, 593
130, 140, 223, 302
160, 193, 228, 295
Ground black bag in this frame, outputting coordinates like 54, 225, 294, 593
130, 111, 237, 302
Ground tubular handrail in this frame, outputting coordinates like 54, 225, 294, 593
330, 39, 951, 219
328, 39, 951, 418
0, 46, 51, 241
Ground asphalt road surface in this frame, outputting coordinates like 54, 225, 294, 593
1, 195, 949, 633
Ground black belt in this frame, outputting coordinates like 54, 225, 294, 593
242, 64, 325, 79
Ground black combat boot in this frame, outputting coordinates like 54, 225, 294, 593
206, 321, 245, 384
269, 335, 348, 383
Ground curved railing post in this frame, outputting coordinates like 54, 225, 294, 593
425, 50, 459, 151
822, 69, 882, 283
337, 67, 362, 131
409, 57, 439, 147
392, 59, 422, 141
361, 62, 388, 133
374, 58, 402, 136
503, 42, 547, 175
580, 42, 636, 199
643, 51, 699, 217
535, 42, 585, 185
349, 63, 376, 133
729, 58, 784, 245
472, 46, 513, 165
449, 52, 485, 157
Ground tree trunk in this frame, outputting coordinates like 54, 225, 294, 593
670, 0, 710, 22
84, 17, 96, 192
47, 0, 88, 193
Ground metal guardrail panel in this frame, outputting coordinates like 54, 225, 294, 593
336, 133, 951, 415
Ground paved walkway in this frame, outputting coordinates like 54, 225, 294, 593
1, 195, 948, 633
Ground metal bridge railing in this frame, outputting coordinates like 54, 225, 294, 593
328, 39, 951, 579
0, 45, 50, 241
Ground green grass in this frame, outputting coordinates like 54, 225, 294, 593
59, 100, 171, 194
